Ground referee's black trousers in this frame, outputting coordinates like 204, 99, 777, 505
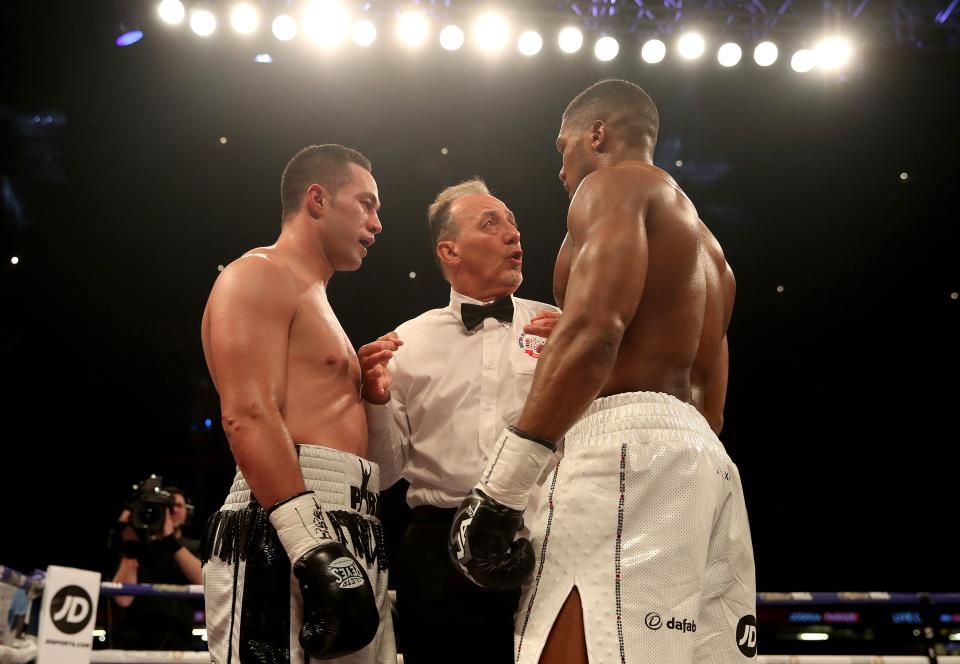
396, 505, 520, 663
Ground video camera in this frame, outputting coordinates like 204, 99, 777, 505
126, 475, 193, 536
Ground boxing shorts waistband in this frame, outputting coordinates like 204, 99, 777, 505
223, 444, 381, 516
565, 391, 717, 449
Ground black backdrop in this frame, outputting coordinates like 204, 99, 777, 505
2, 3, 958, 592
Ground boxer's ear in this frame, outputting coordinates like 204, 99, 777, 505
590, 120, 607, 152
305, 183, 327, 218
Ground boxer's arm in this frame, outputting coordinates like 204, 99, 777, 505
703, 336, 729, 435
207, 257, 306, 507
517, 170, 648, 441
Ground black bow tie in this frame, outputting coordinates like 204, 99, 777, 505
461, 296, 514, 331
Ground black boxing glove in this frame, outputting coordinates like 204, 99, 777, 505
448, 487, 535, 591
448, 426, 558, 590
268, 492, 378, 659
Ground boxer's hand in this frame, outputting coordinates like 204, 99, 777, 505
359, 332, 403, 405
523, 310, 561, 338
269, 492, 379, 658
448, 488, 534, 591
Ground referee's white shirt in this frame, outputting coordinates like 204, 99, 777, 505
365, 287, 560, 508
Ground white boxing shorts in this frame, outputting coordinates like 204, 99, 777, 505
515, 392, 756, 664
201, 445, 396, 664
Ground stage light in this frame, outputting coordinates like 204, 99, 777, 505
272, 15, 297, 41
717, 42, 741, 67
518, 30, 542, 55
190, 10, 217, 37
440, 25, 465, 51
397, 11, 429, 47
303, 1, 349, 48
641, 39, 666, 63
474, 13, 509, 52
754, 41, 778, 66
558, 27, 583, 53
254, 53, 273, 63
115, 29, 144, 47
230, 4, 258, 34
594, 36, 619, 61
10, 256, 19, 265
353, 20, 377, 47
799, 633, 829, 641
815, 37, 852, 69
158, 0, 185, 25
678, 32, 705, 60
791, 48, 815, 72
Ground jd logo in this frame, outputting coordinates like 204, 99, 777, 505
736, 615, 758, 657
50, 585, 93, 634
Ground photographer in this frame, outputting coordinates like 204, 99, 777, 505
110, 480, 202, 650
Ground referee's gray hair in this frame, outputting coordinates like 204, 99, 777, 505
426, 177, 491, 276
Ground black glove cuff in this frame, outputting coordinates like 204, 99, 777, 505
266, 490, 314, 516
121, 540, 144, 560
160, 534, 184, 555
507, 425, 557, 452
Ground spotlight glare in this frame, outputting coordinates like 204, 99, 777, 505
558, 27, 583, 53
439, 25, 465, 51
11, 256, 19, 265
754, 41, 778, 66
397, 11, 429, 47
254, 53, 273, 63
190, 10, 217, 37
352, 20, 377, 47
815, 37, 852, 69
641, 39, 666, 63
594, 36, 619, 61
115, 30, 144, 47
158, 0, 185, 25
517, 30, 543, 56
677, 32, 705, 59
791, 48, 815, 73
230, 4, 258, 34
717, 42, 741, 67
303, 1, 350, 48
272, 15, 297, 41
474, 13, 509, 52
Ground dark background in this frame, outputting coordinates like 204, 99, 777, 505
2, 2, 958, 593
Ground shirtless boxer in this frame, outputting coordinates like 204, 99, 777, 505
200, 144, 395, 663
449, 79, 756, 664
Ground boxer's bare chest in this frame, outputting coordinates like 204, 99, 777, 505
287, 286, 360, 387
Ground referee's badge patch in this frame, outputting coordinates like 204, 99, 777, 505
518, 331, 546, 358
